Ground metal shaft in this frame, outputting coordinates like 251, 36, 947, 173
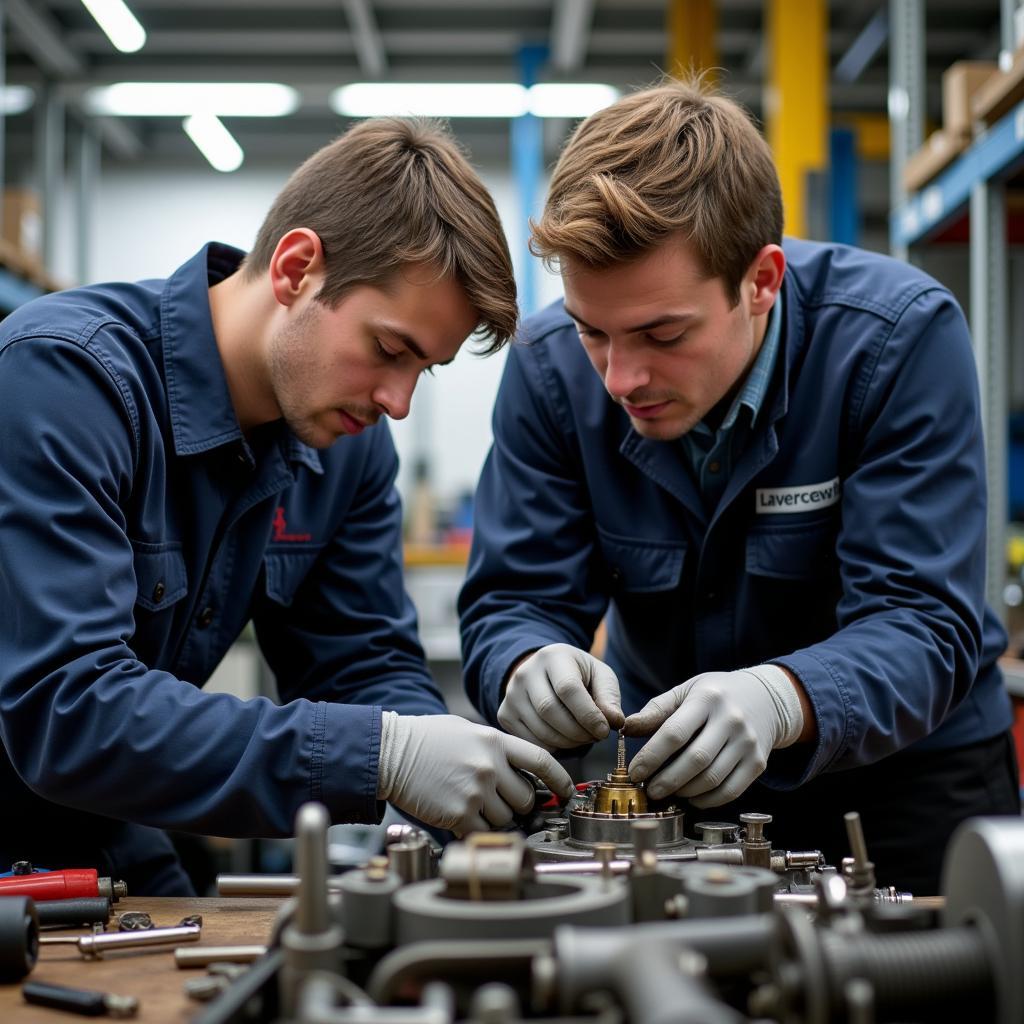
40, 923, 201, 956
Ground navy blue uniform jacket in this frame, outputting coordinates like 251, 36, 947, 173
459, 239, 1012, 788
0, 244, 445, 885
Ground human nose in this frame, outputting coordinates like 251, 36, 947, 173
373, 372, 416, 421
603, 341, 649, 400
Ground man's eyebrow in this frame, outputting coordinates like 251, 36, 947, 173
380, 325, 454, 366
563, 306, 697, 334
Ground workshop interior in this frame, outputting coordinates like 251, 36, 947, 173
3, 0, 1024, 1022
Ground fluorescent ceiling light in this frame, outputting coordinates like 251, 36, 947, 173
183, 113, 244, 173
80, 0, 146, 54
527, 83, 619, 118
334, 83, 527, 118
86, 83, 299, 117
0, 86, 34, 116
331, 82, 619, 119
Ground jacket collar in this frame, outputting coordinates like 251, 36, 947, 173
160, 242, 322, 474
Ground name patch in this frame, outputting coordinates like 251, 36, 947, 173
755, 477, 841, 514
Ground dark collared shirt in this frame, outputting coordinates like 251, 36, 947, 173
0, 243, 445, 886
681, 292, 783, 511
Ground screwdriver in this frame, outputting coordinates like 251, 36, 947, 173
22, 980, 138, 1018
0, 867, 126, 903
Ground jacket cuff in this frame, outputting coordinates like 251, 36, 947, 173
758, 651, 852, 789
315, 702, 386, 824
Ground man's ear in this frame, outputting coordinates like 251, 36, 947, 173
268, 228, 325, 308
746, 244, 786, 317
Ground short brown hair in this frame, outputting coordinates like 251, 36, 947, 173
245, 118, 517, 353
531, 77, 783, 306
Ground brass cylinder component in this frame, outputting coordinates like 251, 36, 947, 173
591, 733, 648, 815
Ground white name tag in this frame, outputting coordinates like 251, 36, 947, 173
755, 477, 841, 514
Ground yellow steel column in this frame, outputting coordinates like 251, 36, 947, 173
666, 0, 718, 83
765, 0, 828, 238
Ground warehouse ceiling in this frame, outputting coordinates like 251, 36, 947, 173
1, 0, 1007, 168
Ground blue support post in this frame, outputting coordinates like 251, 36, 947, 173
512, 45, 547, 317
829, 127, 859, 246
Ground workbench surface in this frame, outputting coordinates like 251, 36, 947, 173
1, 896, 282, 1023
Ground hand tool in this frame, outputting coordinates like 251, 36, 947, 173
22, 980, 138, 1018
38, 921, 201, 959
0, 865, 126, 903
37, 898, 112, 930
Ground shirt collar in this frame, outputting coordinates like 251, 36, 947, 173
691, 289, 784, 439
160, 242, 322, 474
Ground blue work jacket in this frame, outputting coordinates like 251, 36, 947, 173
0, 243, 445, 881
459, 239, 1012, 787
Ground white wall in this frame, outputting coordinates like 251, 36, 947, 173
54, 161, 566, 510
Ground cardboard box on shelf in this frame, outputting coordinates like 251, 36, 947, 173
2, 188, 41, 264
972, 44, 1024, 125
942, 60, 997, 139
903, 129, 969, 193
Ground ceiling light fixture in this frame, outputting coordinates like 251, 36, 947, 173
182, 113, 244, 173
0, 86, 35, 116
80, 0, 147, 54
334, 83, 528, 118
331, 82, 619, 119
85, 83, 300, 117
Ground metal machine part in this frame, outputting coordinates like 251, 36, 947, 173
392, 833, 631, 944
38, 922, 201, 958
198, 803, 1020, 1024
279, 803, 345, 1016
525, 757, 822, 890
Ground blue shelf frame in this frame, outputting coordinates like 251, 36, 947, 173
891, 95, 1024, 247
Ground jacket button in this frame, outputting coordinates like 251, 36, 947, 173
609, 567, 622, 585
197, 606, 215, 629
152, 581, 166, 602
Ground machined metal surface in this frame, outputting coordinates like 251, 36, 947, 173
392, 874, 631, 944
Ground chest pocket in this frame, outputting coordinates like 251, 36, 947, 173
596, 526, 687, 592
132, 541, 188, 612
263, 547, 324, 607
745, 516, 839, 580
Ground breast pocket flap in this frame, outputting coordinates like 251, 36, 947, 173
264, 548, 323, 607
132, 542, 188, 612
597, 529, 687, 593
745, 519, 837, 580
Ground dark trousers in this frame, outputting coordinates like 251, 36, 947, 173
710, 730, 1021, 896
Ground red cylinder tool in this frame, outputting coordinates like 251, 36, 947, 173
0, 869, 126, 902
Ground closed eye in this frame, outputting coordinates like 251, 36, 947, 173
374, 337, 400, 361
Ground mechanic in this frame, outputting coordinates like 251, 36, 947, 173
459, 79, 1019, 894
0, 117, 573, 895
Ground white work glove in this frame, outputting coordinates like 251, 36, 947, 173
498, 643, 624, 751
376, 712, 575, 836
624, 666, 804, 808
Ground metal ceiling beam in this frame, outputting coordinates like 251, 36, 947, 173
551, 0, 594, 73
7, 0, 85, 77
342, 0, 387, 77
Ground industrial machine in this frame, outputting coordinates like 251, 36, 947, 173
202, 743, 1024, 1024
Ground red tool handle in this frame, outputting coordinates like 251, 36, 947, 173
0, 868, 100, 901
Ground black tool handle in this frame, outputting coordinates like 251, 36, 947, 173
23, 980, 108, 1015
37, 897, 111, 928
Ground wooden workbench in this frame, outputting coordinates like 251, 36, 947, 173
0, 897, 282, 1023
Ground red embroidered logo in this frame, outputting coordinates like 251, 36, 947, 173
272, 507, 312, 543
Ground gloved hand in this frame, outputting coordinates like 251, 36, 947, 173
376, 712, 576, 836
623, 666, 804, 808
498, 643, 624, 751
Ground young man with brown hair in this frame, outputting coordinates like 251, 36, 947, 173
0, 118, 573, 895
459, 80, 1019, 894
